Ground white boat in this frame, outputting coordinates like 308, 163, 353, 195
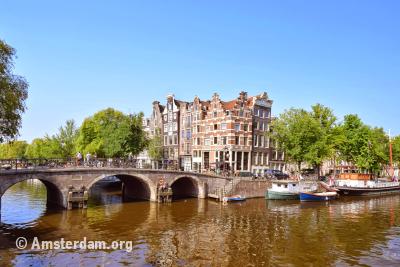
266, 180, 317, 200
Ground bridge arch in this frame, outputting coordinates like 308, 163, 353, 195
0, 174, 65, 210
169, 175, 206, 199
87, 173, 157, 202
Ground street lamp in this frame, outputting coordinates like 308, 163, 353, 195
223, 146, 229, 176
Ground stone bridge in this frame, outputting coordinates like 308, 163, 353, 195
0, 168, 231, 209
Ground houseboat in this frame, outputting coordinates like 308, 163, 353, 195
266, 180, 317, 200
335, 173, 400, 196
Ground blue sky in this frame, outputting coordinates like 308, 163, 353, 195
1, 0, 399, 141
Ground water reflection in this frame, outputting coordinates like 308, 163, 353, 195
0, 181, 400, 266
1, 179, 47, 226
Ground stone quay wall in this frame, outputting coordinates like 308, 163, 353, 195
230, 180, 271, 198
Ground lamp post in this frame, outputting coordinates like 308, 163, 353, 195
223, 146, 229, 176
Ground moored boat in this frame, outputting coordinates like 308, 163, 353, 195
300, 191, 337, 202
222, 195, 246, 202
266, 180, 317, 200
335, 174, 400, 196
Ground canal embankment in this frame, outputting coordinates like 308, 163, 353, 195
229, 180, 271, 198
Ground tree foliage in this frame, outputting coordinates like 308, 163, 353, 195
272, 106, 392, 176
23, 120, 78, 159
305, 104, 338, 174
270, 104, 338, 174
122, 112, 149, 156
148, 128, 163, 160
76, 108, 148, 158
24, 136, 62, 159
0, 39, 28, 143
54, 119, 78, 159
337, 114, 389, 174
0, 140, 28, 159
393, 135, 400, 165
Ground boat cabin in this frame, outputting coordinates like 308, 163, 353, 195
270, 180, 317, 193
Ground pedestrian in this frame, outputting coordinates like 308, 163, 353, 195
76, 152, 82, 166
86, 152, 91, 166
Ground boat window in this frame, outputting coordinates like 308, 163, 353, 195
292, 184, 296, 187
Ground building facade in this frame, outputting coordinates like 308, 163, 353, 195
151, 91, 286, 174
161, 95, 181, 167
249, 93, 274, 175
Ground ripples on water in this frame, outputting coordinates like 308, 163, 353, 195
0, 179, 400, 266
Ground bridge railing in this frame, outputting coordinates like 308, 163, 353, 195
0, 158, 199, 173
0, 158, 160, 170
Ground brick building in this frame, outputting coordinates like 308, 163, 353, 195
151, 91, 285, 174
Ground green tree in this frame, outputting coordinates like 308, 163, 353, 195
148, 128, 163, 161
76, 108, 148, 158
0, 39, 28, 142
122, 112, 149, 156
337, 115, 389, 175
54, 119, 78, 159
393, 135, 400, 165
269, 108, 316, 171
25, 136, 62, 159
305, 104, 338, 176
0, 140, 28, 159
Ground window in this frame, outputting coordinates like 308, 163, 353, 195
254, 108, 258, 116
173, 122, 177, 131
254, 134, 258, 147
213, 111, 217, 117
226, 110, 230, 116
214, 137, 218, 144
221, 123, 227, 130
222, 136, 227, 145
214, 124, 218, 130
243, 124, 248, 131
164, 125, 168, 132
174, 135, 178, 145
197, 125, 200, 133
164, 115, 167, 121
235, 123, 240, 132
204, 138, 211, 146
244, 137, 248, 146
173, 113, 177, 120
164, 136, 167, 146
197, 138, 201, 145
235, 136, 239, 145
169, 136, 173, 145
239, 110, 244, 117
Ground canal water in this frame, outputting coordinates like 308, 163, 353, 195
1, 179, 400, 266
